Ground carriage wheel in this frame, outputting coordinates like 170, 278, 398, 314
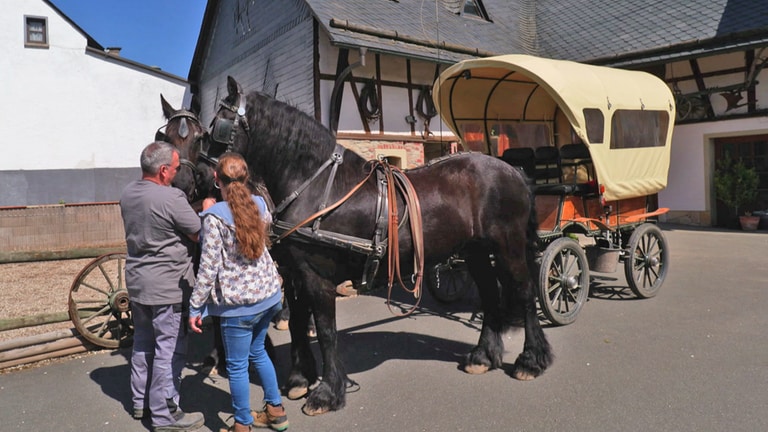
68, 252, 133, 349
426, 260, 473, 303
624, 223, 669, 299
538, 238, 590, 325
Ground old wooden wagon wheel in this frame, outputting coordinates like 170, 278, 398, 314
68, 252, 133, 349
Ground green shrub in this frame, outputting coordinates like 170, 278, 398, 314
714, 154, 758, 217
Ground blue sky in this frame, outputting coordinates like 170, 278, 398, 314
50, 0, 207, 78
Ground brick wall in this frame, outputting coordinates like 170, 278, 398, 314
0, 203, 126, 262
338, 139, 425, 168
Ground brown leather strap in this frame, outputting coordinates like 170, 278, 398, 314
273, 164, 377, 244
383, 163, 424, 317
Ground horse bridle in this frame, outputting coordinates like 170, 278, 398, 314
206, 91, 250, 165
155, 109, 204, 174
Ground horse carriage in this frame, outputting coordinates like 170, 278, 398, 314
430, 54, 674, 325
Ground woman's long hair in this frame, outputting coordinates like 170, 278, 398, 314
216, 152, 269, 259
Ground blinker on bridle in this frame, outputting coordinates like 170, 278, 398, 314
206, 91, 249, 165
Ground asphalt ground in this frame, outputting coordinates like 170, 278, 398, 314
1, 224, 766, 432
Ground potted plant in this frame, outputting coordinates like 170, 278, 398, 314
714, 154, 760, 230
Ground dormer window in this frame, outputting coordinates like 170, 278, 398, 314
25, 16, 48, 48
462, 0, 490, 21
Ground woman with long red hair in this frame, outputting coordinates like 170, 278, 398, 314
188, 152, 288, 432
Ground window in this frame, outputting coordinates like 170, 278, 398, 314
25, 16, 48, 48
461, 0, 490, 21
610, 110, 669, 149
583, 108, 604, 144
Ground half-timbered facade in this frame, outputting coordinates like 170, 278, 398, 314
189, 0, 768, 227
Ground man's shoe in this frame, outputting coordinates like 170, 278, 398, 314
252, 403, 289, 431
153, 411, 205, 431
134, 399, 179, 420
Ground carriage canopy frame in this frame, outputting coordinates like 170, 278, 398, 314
432, 54, 676, 201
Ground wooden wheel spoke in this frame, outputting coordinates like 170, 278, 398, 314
73, 299, 110, 304
77, 281, 111, 296
80, 304, 111, 325
562, 251, 577, 275
97, 262, 118, 292
94, 317, 113, 337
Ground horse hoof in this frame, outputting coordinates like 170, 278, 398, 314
287, 386, 308, 400
513, 370, 536, 381
301, 404, 329, 416
274, 319, 289, 331
464, 364, 489, 375
336, 280, 358, 297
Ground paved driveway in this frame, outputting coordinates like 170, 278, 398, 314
1, 224, 766, 432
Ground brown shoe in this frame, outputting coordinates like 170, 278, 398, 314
252, 403, 289, 431
219, 422, 251, 432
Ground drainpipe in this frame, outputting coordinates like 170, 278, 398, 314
329, 47, 367, 135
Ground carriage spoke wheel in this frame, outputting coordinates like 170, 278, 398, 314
538, 238, 590, 325
68, 252, 133, 349
426, 260, 474, 303
624, 223, 668, 299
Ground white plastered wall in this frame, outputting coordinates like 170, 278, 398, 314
1, 0, 189, 171
660, 116, 768, 216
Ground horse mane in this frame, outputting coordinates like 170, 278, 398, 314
244, 91, 365, 185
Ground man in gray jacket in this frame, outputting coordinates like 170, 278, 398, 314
120, 141, 203, 431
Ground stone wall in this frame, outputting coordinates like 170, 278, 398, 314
0, 203, 126, 263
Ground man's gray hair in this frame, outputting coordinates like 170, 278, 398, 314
140, 141, 177, 175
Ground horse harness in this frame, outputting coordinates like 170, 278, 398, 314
269, 147, 426, 314
181, 91, 426, 314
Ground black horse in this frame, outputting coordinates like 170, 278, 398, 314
158, 95, 291, 371
210, 76, 553, 416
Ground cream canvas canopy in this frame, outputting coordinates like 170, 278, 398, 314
432, 54, 675, 201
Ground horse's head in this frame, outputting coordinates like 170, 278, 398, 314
209, 76, 250, 158
211, 76, 345, 191
157, 94, 214, 203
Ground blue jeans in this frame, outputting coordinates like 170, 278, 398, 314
220, 302, 282, 425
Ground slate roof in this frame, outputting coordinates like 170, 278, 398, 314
303, 0, 768, 67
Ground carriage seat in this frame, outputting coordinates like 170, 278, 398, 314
501, 147, 536, 180
527, 146, 573, 195
560, 143, 597, 195
534, 146, 561, 184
